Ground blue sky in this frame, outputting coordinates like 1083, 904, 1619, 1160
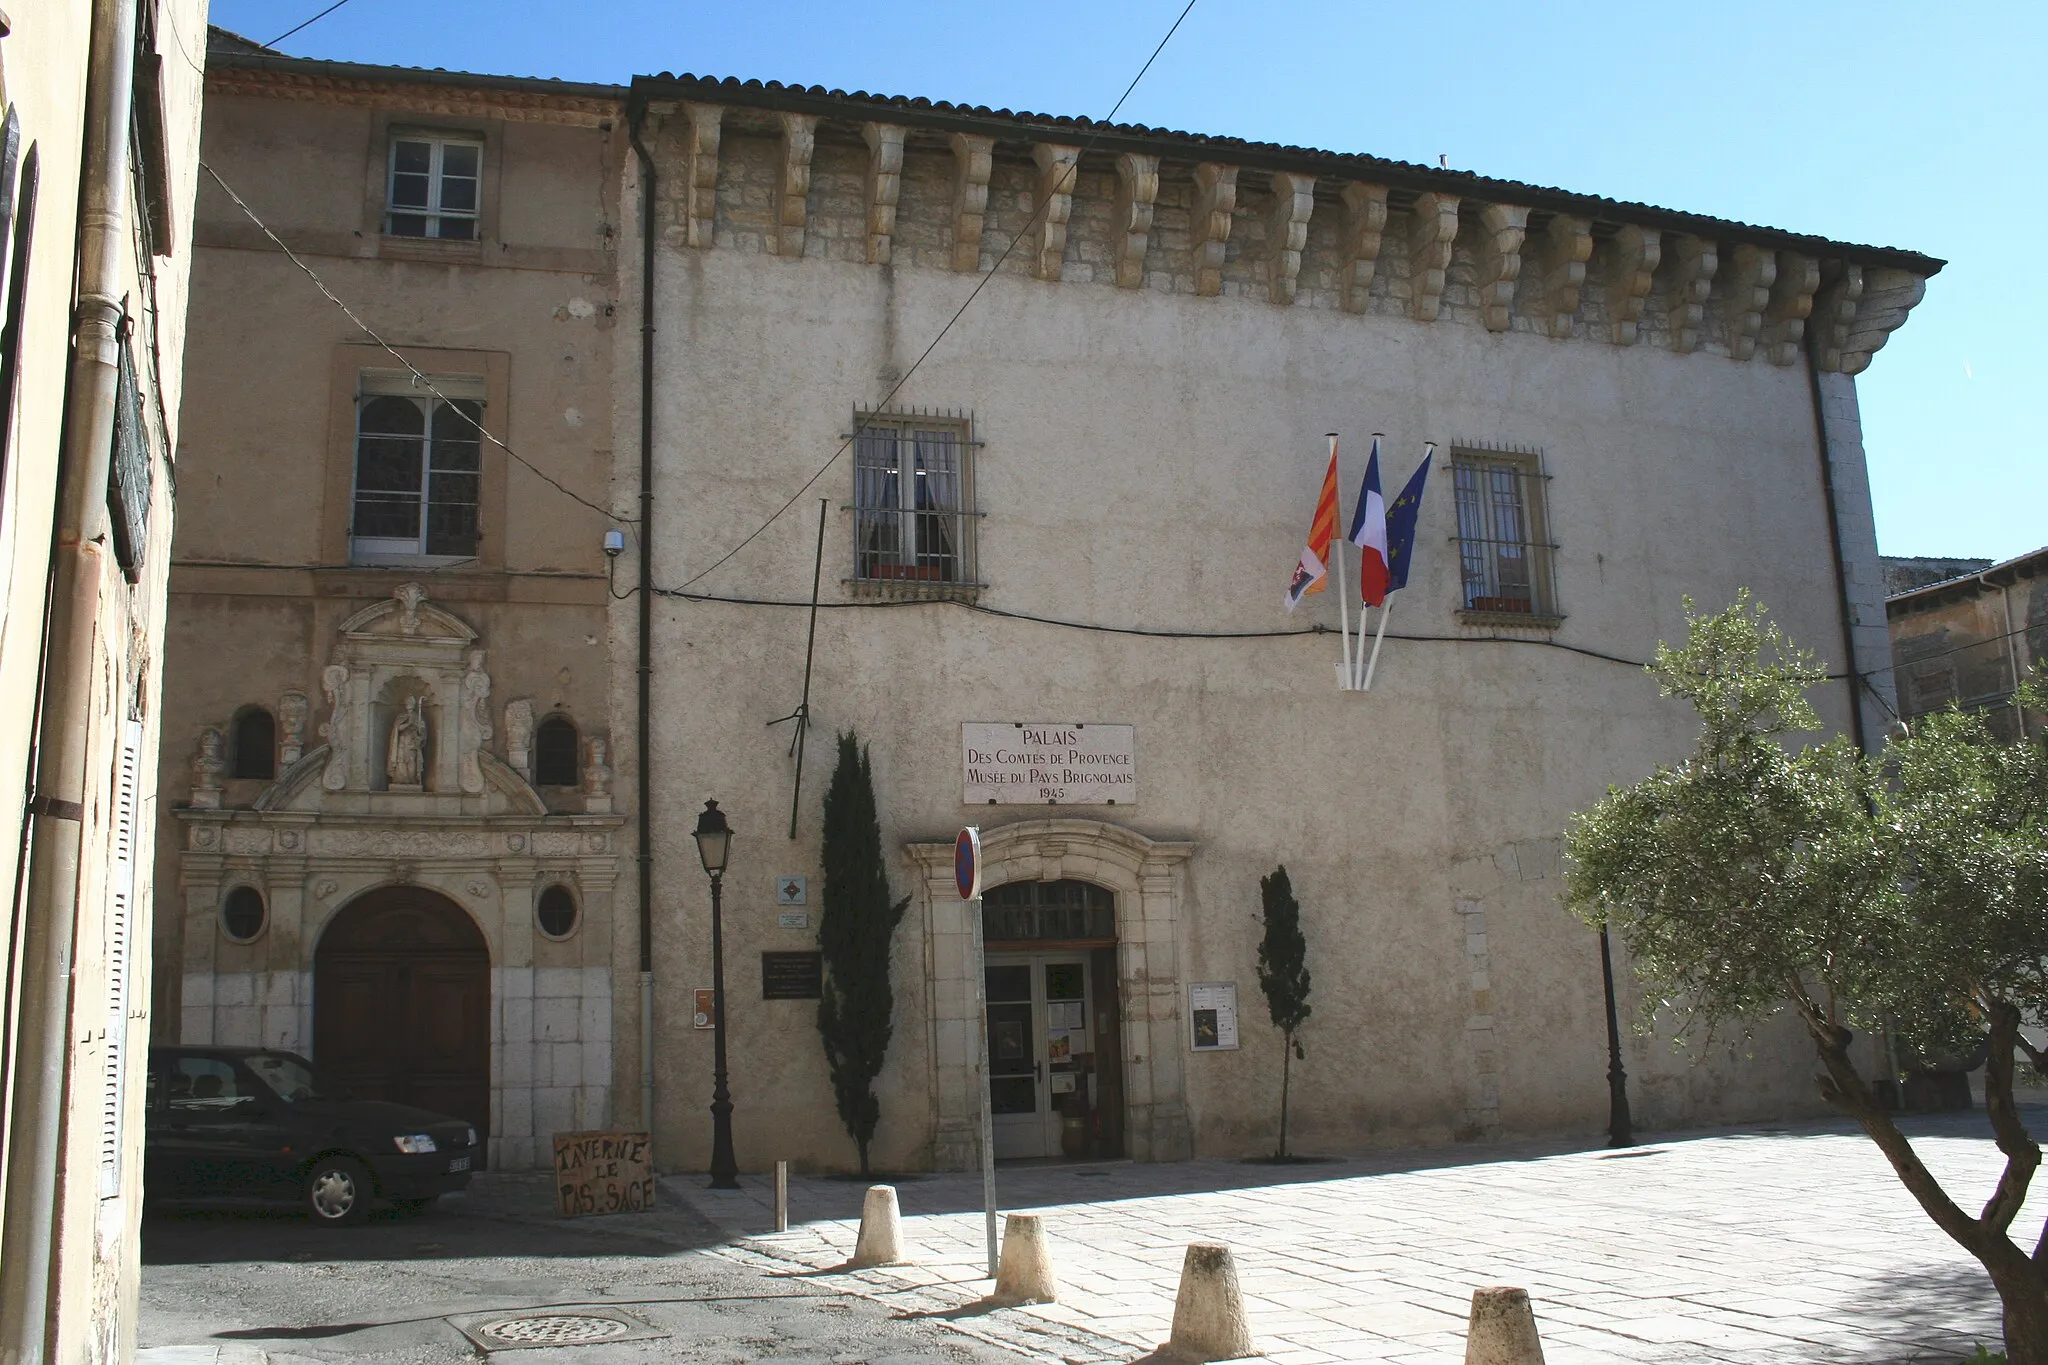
213, 0, 2046, 562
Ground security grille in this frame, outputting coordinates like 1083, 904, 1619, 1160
852, 411, 977, 587
1451, 451, 1558, 618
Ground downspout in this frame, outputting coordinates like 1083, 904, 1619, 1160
626, 94, 656, 1139
0, 0, 137, 1359
1801, 329, 1871, 757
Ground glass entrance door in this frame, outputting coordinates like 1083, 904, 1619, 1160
986, 954, 1092, 1159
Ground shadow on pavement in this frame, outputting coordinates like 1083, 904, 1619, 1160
1832, 1257, 2000, 1361
142, 1172, 725, 1266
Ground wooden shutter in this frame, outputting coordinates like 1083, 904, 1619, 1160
99, 719, 143, 1200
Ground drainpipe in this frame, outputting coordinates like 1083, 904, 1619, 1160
1801, 329, 1871, 756
0, 0, 137, 1359
626, 94, 657, 1141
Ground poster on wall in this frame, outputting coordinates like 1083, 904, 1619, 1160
1187, 981, 1240, 1051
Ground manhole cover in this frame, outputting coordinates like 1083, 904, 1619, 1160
448, 1307, 668, 1352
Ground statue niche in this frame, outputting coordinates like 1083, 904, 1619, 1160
377, 680, 435, 792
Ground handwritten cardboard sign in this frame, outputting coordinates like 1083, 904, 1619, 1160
552, 1130, 654, 1218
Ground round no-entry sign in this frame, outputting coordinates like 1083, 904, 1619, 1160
955, 827, 982, 901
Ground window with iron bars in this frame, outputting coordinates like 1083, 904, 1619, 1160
1451, 449, 1560, 622
852, 411, 977, 588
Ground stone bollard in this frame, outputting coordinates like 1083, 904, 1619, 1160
1465, 1286, 1545, 1365
990, 1213, 1057, 1305
848, 1184, 907, 1268
1164, 1242, 1255, 1361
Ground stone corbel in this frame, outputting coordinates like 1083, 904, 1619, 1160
1030, 143, 1081, 282
1723, 243, 1777, 361
679, 103, 721, 249
1838, 266, 1926, 375
775, 112, 817, 258
1264, 171, 1315, 305
861, 123, 906, 265
1662, 233, 1716, 353
1112, 152, 1159, 288
1763, 250, 1820, 366
1536, 214, 1592, 339
1601, 224, 1661, 346
1190, 162, 1239, 297
949, 133, 994, 273
1476, 203, 1530, 332
1337, 182, 1388, 314
1809, 263, 1864, 373
1407, 191, 1459, 322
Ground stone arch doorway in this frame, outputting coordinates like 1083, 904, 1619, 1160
315, 886, 491, 1164
981, 878, 1125, 1160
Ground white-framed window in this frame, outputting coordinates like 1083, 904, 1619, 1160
386, 134, 481, 240
852, 411, 976, 586
1451, 447, 1559, 621
350, 370, 483, 563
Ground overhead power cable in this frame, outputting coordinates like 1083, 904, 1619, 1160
199, 160, 627, 525
266, 0, 354, 48
669, 0, 1202, 594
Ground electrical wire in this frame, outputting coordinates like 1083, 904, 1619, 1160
199, 159, 628, 525
669, 0, 1201, 594
266, 0, 354, 48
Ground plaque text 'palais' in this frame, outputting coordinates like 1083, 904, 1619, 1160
961, 723, 1137, 806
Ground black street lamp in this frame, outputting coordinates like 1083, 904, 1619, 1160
1598, 923, 1635, 1148
693, 799, 740, 1189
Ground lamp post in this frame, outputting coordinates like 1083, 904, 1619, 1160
693, 799, 740, 1188
1598, 923, 1635, 1148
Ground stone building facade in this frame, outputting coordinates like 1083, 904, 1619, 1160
1887, 546, 2047, 741
616, 75, 1936, 1173
0, 2, 207, 1360
154, 33, 627, 1171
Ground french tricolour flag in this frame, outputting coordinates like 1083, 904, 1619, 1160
1348, 435, 1389, 607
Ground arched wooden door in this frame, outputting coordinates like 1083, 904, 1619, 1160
315, 887, 491, 1164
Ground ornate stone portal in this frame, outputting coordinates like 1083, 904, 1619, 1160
173, 584, 622, 1170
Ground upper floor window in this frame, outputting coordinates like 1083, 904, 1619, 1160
231, 707, 275, 780
386, 135, 480, 240
853, 412, 976, 587
1451, 449, 1559, 623
350, 371, 482, 563
534, 715, 579, 787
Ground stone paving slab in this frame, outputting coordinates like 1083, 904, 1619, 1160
665, 1110, 2027, 1364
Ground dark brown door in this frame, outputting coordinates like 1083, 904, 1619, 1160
314, 887, 491, 1164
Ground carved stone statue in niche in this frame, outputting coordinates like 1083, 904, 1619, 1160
319, 662, 349, 791
278, 690, 309, 766
459, 650, 492, 794
504, 699, 534, 780
388, 696, 427, 789
190, 728, 226, 809
582, 735, 613, 812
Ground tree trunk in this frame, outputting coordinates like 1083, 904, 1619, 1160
857, 1138, 870, 1180
1277, 1032, 1292, 1159
1994, 1259, 2048, 1365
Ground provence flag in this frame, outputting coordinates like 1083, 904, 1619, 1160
1283, 447, 1340, 611
1384, 448, 1434, 592
1348, 436, 1388, 607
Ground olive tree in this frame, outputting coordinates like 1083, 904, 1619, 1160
1565, 595, 2048, 1362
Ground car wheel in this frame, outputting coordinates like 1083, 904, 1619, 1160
393, 1197, 435, 1217
304, 1156, 372, 1227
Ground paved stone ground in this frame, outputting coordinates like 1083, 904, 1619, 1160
674, 1108, 2023, 1365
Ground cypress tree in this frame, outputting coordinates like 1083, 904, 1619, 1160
1256, 865, 1312, 1159
816, 732, 909, 1176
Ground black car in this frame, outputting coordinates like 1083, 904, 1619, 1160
145, 1046, 477, 1226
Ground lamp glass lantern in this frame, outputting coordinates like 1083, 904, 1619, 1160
693, 799, 731, 876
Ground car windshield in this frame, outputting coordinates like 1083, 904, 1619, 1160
243, 1052, 346, 1103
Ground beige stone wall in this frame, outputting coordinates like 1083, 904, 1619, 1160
0, 2, 210, 1360
153, 74, 628, 1170
616, 106, 1906, 1173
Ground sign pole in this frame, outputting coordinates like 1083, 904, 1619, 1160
957, 827, 998, 1278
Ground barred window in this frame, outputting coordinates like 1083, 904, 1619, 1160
1451, 450, 1559, 621
852, 412, 976, 587
386, 135, 481, 240
350, 371, 483, 562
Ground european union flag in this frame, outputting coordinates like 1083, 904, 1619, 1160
1384, 450, 1434, 592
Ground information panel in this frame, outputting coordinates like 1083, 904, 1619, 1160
762, 950, 824, 1000
961, 723, 1137, 806
553, 1130, 654, 1218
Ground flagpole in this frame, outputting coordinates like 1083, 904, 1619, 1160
1361, 599, 1393, 691
1328, 433, 1352, 691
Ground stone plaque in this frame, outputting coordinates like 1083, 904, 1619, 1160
552, 1130, 654, 1218
962, 723, 1136, 806
762, 950, 823, 1000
